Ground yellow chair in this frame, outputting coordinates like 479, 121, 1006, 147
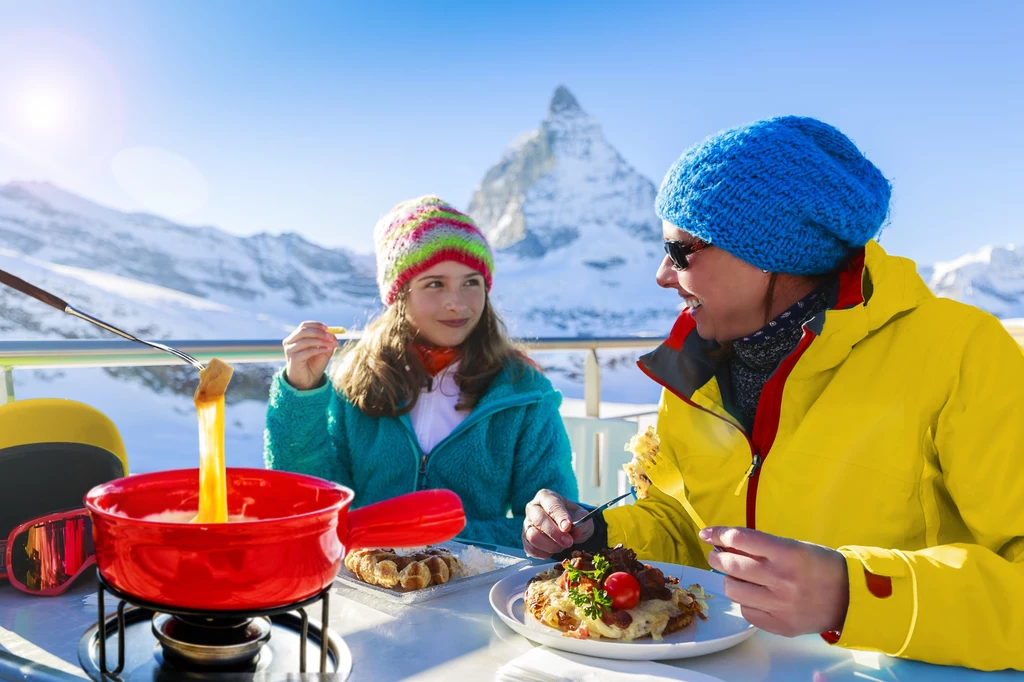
0, 399, 127, 542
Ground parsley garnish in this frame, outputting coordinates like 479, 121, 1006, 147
561, 554, 610, 583
568, 586, 613, 620
562, 554, 613, 620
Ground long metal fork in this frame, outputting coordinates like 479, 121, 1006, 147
64, 306, 206, 370
0, 267, 206, 371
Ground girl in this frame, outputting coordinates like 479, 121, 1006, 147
522, 117, 1024, 670
265, 195, 577, 548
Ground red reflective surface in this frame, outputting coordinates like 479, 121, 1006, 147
4, 510, 95, 596
85, 468, 465, 610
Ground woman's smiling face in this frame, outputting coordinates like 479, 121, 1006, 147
656, 220, 772, 342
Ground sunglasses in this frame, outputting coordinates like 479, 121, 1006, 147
663, 239, 708, 271
1, 508, 94, 596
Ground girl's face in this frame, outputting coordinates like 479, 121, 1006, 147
656, 220, 771, 342
405, 260, 486, 347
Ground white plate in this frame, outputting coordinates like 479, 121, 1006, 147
335, 540, 528, 604
489, 561, 756, 661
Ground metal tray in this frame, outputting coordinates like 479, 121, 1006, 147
334, 540, 528, 604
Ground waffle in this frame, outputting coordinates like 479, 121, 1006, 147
344, 547, 460, 591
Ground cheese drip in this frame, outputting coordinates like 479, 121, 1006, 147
193, 358, 234, 524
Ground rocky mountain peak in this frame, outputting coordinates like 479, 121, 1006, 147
549, 85, 584, 118
467, 86, 662, 259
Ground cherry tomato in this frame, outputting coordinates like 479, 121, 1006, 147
603, 572, 640, 610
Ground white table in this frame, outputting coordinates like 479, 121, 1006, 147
0, 560, 1021, 682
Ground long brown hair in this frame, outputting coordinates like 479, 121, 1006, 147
331, 286, 530, 418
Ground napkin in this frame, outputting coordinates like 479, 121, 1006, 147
494, 646, 727, 682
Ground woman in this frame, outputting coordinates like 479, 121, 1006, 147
521, 117, 1024, 670
265, 195, 578, 548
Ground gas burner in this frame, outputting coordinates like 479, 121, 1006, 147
78, 576, 352, 681
151, 613, 272, 668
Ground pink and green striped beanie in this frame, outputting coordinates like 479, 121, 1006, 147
373, 195, 494, 307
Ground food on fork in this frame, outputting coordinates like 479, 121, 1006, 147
344, 547, 460, 591
194, 357, 234, 402
622, 426, 659, 499
326, 326, 347, 335
525, 544, 708, 641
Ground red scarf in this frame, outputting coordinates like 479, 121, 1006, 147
412, 343, 461, 377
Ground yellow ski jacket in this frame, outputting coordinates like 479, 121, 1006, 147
604, 240, 1024, 670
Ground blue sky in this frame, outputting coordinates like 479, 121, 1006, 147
0, 0, 1021, 264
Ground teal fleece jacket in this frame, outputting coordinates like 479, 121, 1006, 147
263, 361, 578, 548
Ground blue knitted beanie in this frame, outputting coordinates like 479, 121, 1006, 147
655, 116, 892, 274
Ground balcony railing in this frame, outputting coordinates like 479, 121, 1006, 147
2, 321, 1022, 416
0, 336, 664, 417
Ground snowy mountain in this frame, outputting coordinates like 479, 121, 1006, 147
469, 86, 661, 255
1, 86, 1020, 472
0, 88, 681, 407
474, 87, 678, 339
926, 244, 1024, 319
0, 181, 379, 325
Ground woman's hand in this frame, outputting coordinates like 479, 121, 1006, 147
700, 526, 850, 637
522, 489, 594, 559
283, 321, 338, 391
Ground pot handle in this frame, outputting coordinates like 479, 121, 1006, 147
342, 489, 466, 549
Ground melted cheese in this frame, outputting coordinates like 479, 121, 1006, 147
193, 359, 234, 524
525, 574, 696, 641
589, 593, 685, 641
527, 579, 581, 630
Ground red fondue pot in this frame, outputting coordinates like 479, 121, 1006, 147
84, 468, 466, 610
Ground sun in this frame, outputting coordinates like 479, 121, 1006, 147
17, 85, 69, 135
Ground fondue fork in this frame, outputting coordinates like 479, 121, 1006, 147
0, 267, 206, 371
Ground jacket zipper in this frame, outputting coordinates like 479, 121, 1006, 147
418, 454, 429, 488
400, 392, 542, 492
397, 425, 425, 492
743, 328, 817, 528
636, 327, 817, 529
733, 454, 762, 496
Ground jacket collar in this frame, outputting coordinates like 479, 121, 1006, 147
799, 240, 931, 372
639, 240, 934, 398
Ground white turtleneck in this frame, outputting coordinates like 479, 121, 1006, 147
408, 361, 469, 453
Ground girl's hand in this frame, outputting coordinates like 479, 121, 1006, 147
283, 321, 338, 390
700, 526, 850, 637
522, 489, 595, 558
